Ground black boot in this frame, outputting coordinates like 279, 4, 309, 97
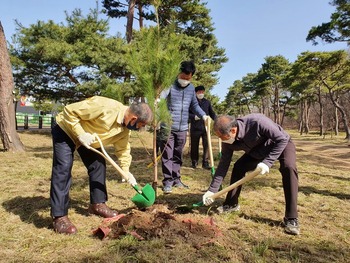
191, 160, 197, 169
202, 161, 211, 170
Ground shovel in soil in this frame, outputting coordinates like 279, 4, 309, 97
87, 134, 155, 209
176, 167, 262, 213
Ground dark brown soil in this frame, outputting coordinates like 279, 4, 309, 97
93, 204, 221, 249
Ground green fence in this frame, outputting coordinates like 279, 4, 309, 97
16, 113, 54, 129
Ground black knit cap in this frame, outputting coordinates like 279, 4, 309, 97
195, 85, 205, 92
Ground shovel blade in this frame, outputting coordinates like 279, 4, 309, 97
131, 183, 156, 208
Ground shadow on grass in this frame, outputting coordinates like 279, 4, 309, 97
1, 196, 89, 229
299, 186, 350, 200
239, 213, 282, 227
299, 170, 350, 182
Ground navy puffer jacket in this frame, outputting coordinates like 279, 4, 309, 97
161, 81, 206, 132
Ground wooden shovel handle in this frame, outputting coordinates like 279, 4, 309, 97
205, 118, 214, 168
211, 167, 262, 200
86, 134, 130, 182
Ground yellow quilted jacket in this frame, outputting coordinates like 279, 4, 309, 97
56, 96, 132, 172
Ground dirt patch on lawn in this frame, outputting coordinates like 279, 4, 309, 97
93, 204, 221, 249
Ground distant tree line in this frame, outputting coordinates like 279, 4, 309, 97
1, 0, 349, 153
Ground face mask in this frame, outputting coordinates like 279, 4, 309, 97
126, 120, 140, 131
178, 78, 190, 87
222, 135, 235, 144
196, 94, 204, 100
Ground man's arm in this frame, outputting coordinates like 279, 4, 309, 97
208, 143, 234, 192
208, 101, 217, 120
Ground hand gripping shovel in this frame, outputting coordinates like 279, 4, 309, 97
176, 167, 262, 213
86, 135, 155, 209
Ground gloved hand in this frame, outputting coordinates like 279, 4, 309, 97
194, 115, 200, 121
257, 162, 269, 175
78, 133, 95, 147
126, 172, 137, 186
202, 191, 215, 206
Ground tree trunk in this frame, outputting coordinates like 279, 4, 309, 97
126, 0, 136, 43
304, 100, 311, 134
317, 86, 324, 136
138, 2, 143, 28
334, 107, 339, 136
298, 101, 303, 135
0, 22, 25, 152
328, 90, 350, 141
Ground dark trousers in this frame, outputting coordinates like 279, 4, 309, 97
50, 125, 108, 217
161, 130, 187, 187
190, 129, 209, 165
224, 140, 298, 219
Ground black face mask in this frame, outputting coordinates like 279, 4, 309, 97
126, 120, 140, 131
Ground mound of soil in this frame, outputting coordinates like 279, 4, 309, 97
93, 204, 221, 248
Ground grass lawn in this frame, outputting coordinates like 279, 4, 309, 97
0, 129, 349, 262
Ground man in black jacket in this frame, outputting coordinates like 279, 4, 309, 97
189, 86, 217, 169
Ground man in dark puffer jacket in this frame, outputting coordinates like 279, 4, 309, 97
159, 61, 209, 193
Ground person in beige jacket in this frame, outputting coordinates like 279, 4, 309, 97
50, 96, 153, 234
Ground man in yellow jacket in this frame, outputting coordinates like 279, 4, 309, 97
50, 96, 153, 234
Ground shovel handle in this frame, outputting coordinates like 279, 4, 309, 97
211, 167, 262, 200
218, 138, 222, 158
86, 135, 142, 193
205, 118, 214, 168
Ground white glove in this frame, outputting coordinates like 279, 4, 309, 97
195, 115, 200, 120
202, 191, 215, 206
78, 133, 95, 147
126, 172, 137, 186
257, 162, 269, 175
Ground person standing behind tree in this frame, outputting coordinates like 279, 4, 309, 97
159, 61, 209, 194
189, 85, 217, 169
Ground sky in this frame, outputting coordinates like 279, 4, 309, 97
1, 0, 348, 101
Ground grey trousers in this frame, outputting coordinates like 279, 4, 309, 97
160, 130, 187, 187
224, 140, 299, 219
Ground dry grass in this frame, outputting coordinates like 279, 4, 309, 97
0, 129, 349, 262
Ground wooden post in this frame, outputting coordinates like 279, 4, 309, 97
24, 115, 29, 129
39, 116, 43, 129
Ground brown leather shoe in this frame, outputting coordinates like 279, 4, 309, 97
88, 203, 118, 218
53, 216, 77, 234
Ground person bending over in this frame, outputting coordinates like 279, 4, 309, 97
50, 96, 153, 234
202, 114, 299, 235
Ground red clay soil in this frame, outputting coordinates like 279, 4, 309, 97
93, 204, 221, 248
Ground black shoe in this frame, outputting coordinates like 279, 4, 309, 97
202, 161, 211, 170
191, 161, 198, 169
